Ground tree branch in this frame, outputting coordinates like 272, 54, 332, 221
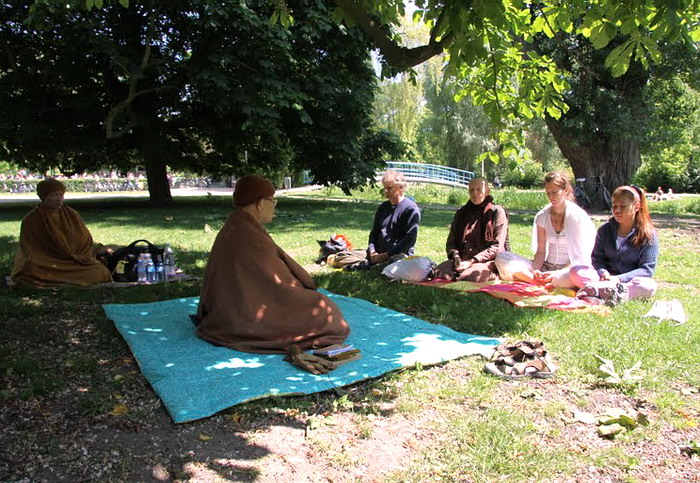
333, 0, 453, 71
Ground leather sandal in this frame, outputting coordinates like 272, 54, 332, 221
576, 282, 628, 307
490, 340, 547, 363
484, 357, 557, 380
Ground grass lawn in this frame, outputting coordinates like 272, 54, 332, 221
1, 189, 699, 482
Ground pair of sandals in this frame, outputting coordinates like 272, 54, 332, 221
484, 340, 557, 380
286, 345, 362, 375
576, 282, 628, 307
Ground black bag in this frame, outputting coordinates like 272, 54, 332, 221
106, 239, 165, 282
315, 234, 352, 263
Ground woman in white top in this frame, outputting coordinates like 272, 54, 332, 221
495, 171, 596, 288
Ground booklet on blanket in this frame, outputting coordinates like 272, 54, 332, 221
312, 344, 354, 357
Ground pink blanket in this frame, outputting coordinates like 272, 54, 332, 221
415, 279, 611, 316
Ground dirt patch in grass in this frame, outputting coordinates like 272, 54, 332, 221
2, 220, 699, 482
3, 320, 699, 483
478, 380, 700, 482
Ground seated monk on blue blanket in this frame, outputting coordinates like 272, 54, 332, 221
196, 175, 350, 369
11, 179, 112, 287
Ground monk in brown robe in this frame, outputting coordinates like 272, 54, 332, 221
196, 175, 350, 354
11, 179, 112, 287
434, 177, 510, 282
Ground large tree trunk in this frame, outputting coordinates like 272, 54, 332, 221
139, 119, 173, 206
546, 118, 640, 208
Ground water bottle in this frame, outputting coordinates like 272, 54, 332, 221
163, 244, 176, 280
136, 254, 147, 283
155, 255, 165, 282
146, 254, 155, 283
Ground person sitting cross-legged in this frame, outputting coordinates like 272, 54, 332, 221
434, 177, 510, 282
11, 179, 113, 287
195, 175, 350, 355
495, 170, 596, 289
569, 185, 659, 305
365, 169, 421, 268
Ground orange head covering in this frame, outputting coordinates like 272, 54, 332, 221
233, 175, 275, 207
36, 179, 66, 200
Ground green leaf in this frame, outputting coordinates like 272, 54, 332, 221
473, 0, 506, 27
605, 40, 634, 77
617, 413, 637, 428
589, 22, 614, 49
518, 102, 534, 119
640, 37, 662, 63
620, 17, 637, 35
691, 27, 700, 42
558, 12, 573, 33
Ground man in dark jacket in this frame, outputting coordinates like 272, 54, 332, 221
366, 170, 421, 267
434, 177, 510, 282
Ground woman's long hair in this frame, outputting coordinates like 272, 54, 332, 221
543, 171, 575, 201
613, 186, 655, 247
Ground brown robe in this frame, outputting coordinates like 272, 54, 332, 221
11, 205, 112, 287
196, 209, 350, 353
436, 196, 510, 282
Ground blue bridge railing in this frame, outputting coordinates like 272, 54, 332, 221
380, 161, 475, 188
301, 162, 476, 187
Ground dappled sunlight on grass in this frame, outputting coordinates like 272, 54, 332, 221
1, 192, 699, 482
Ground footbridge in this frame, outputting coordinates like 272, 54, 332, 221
378, 161, 475, 188
301, 162, 475, 187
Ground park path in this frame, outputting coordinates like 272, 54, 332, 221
0, 185, 321, 205
2, 185, 697, 229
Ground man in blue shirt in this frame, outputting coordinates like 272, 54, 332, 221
366, 170, 421, 267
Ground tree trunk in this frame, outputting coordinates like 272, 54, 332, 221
546, 118, 640, 207
139, 121, 173, 206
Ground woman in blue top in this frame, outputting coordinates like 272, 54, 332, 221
571, 185, 659, 303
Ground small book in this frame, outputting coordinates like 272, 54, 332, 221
312, 344, 354, 357
317, 349, 361, 362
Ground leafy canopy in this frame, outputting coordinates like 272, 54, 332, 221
329, 0, 700, 164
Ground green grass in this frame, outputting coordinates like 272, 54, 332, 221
1, 192, 698, 481
293, 183, 700, 214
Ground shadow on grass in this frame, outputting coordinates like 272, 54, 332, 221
0, 196, 548, 478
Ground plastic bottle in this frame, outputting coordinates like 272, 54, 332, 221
136, 254, 147, 283
155, 255, 165, 282
163, 244, 176, 280
146, 254, 155, 283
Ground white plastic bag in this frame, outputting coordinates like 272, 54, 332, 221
381, 256, 435, 282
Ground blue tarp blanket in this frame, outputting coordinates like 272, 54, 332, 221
103, 290, 501, 423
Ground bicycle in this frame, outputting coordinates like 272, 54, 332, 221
574, 176, 611, 211
574, 178, 591, 209
591, 175, 612, 211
